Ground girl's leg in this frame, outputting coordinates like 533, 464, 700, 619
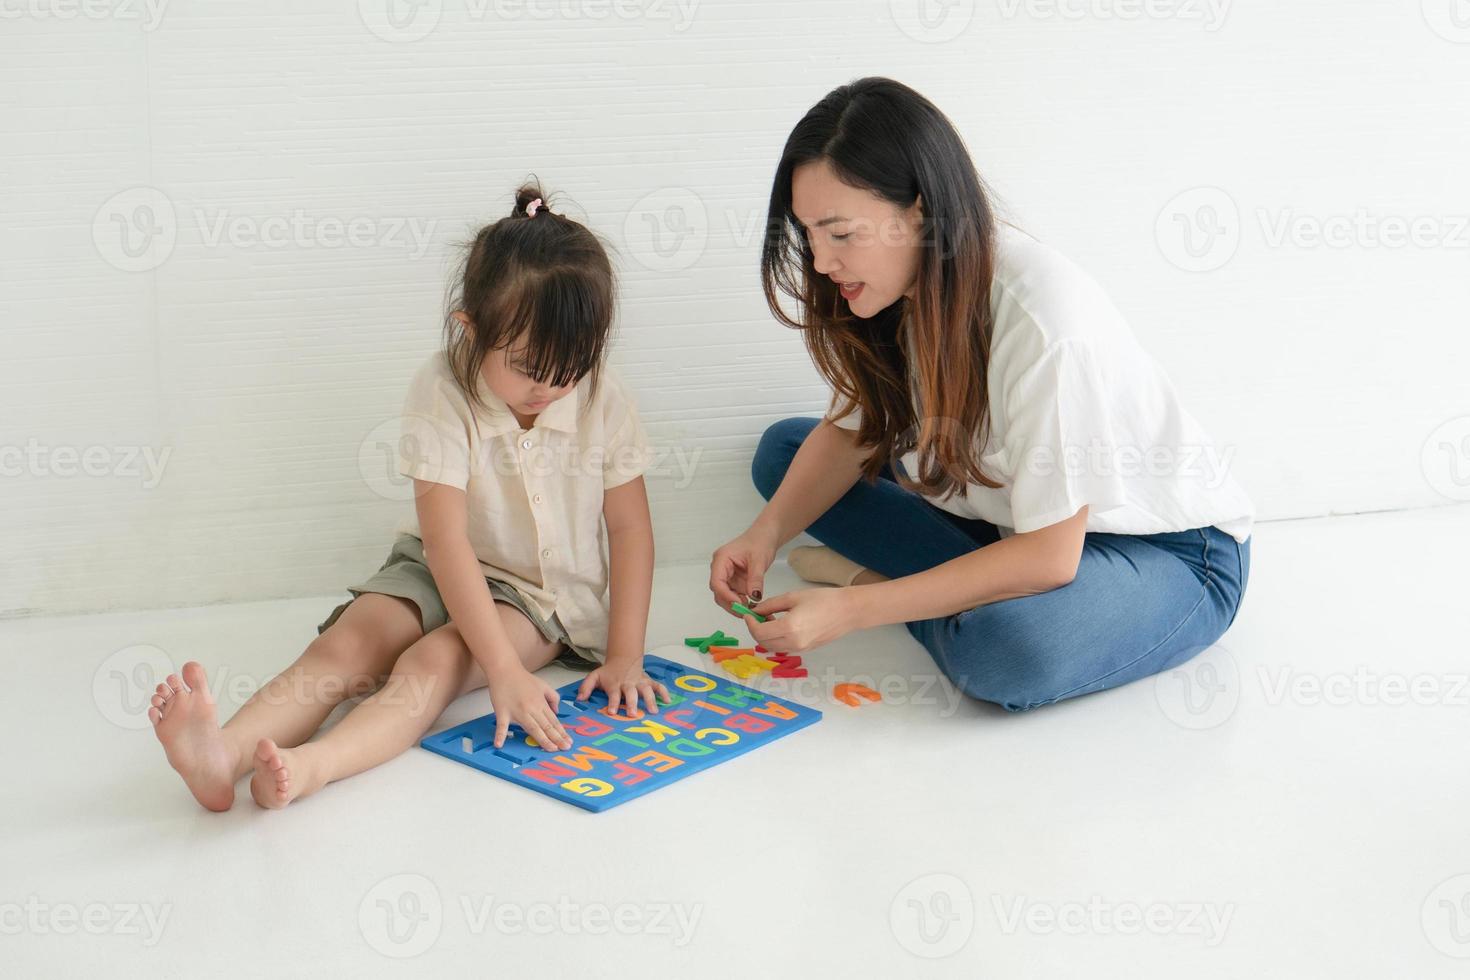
149, 593, 424, 812
250, 602, 562, 809
910, 529, 1249, 711
752, 416, 1003, 581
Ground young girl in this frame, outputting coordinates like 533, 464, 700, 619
151, 185, 670, 810
712, 78, 1253, 712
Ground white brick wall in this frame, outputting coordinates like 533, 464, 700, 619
3, 0, 1468, 617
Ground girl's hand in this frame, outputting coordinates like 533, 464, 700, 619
487, 668, 573, 751
710, 521, 781, 612
744, 588, 861, 654
576, 658, 672, 717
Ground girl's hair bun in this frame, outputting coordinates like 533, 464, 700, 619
512, 184, 547, 218
443, 181, 615, 414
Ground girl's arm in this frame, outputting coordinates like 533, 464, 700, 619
602, 475, 654, 665
412, 479, 524, 680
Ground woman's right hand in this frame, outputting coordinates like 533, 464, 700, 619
487, 667, 573, 751
709, 520, 782, 613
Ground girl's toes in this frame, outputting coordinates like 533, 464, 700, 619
255, 738, 287, 775
148, 706, 162, 726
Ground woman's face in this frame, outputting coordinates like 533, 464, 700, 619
791, 158, 925, 319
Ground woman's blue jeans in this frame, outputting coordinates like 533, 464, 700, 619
752, 417, 1252, 712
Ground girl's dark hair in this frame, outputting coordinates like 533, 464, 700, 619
444, 183, 615, 412
762, 77, 1003, 497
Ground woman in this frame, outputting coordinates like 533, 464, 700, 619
709, 77, 1253, 712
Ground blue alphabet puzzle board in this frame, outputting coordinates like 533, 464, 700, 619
419, 654, 822, 812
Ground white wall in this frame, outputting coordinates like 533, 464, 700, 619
3, 0, 1468, 618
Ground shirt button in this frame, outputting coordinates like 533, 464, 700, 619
533, 494, 543, 504
542, 549, 552, 559
521, 439, 533, 450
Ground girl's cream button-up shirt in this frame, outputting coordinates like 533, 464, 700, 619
392, 351, 653, 657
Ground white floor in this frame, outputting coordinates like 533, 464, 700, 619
4, 505, 1468, 978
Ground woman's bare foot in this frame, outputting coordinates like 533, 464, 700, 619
149, 661, 240, 812
250, 738, 329, 809
788, 545, 878, 588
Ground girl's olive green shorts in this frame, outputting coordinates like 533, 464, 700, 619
316, 533, 599, 672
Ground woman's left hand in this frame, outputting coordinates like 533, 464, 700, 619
744, 588, 863, 654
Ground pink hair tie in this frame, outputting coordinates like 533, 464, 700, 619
526, 197, 543, 217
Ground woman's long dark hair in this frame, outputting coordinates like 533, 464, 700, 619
762, 77, 1002, 496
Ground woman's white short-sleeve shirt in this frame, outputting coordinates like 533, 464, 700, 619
827, 223, 1254, 543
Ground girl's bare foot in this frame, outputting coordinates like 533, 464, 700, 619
250, 738, 328, 809
149, 661, 240, 812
